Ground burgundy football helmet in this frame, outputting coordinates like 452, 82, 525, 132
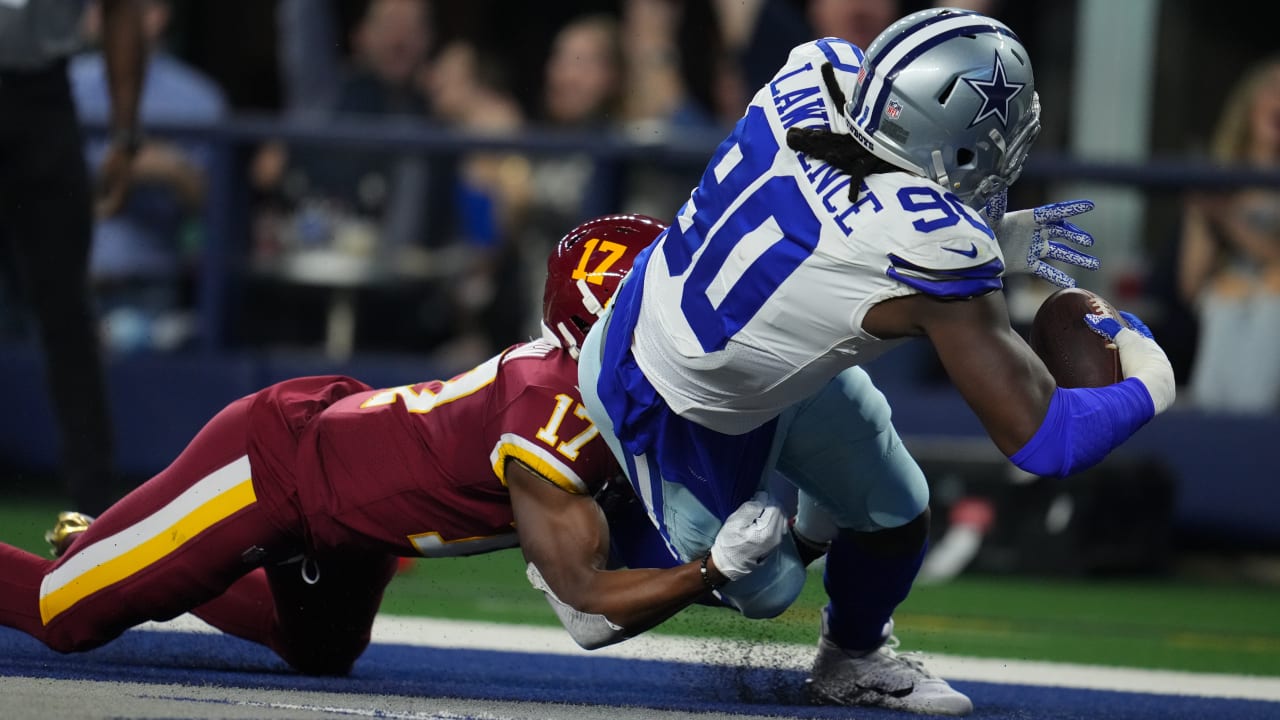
542, 214, 665, 358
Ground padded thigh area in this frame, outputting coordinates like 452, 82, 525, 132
776, 367, 929, 532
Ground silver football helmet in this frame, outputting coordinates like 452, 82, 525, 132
845, 7, 1041, 207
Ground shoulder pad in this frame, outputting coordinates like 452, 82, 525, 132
862, 175, 1005, 299
778, 40, 863, 133
785, 38, 864, 74
885, 252, 1004, 300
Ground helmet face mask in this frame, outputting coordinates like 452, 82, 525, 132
542, 214, 665, 359
845, 8, 1040, 207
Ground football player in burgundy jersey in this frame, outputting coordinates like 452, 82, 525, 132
0, 215, 787, 676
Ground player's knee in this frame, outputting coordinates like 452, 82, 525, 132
289, 655, 357, 677
847, 507, 931, 557
281, 636, 369, 676
733, 584, 801, 619
42, 624, 109, 654
274, 618, 374, 677
720, 552, 806, 619
864, 449, 930, 529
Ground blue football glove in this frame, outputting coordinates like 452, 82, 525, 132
1083, 309, 1175, 413
982, 190, 1099, 288
1084, 310, 1154, 342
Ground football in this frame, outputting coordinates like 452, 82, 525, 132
1029, 288, 1125, 388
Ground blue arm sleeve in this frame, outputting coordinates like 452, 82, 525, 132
1008, 378, 1155, 478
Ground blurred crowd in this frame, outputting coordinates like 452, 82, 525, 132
2, 0, 1278, 415
1176, 57, 1280, 414
39, 0, 1002, 365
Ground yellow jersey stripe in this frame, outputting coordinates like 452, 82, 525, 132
490, 433, 588, 494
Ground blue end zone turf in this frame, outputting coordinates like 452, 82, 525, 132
1, 627, 1276, 720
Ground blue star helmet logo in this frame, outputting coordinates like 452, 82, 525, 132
963, 52, 1025, 128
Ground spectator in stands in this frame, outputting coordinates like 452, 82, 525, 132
1178, 56, 1280, 415
715, 0, 897, 96
71, 0, 228, 354
274, 0, 434, 221
249, 0, 448, 355
616, 0, 722, 221
542, 14, 625, 133
513, 7, 732, 336
620, 0, 718, 140
274, 0, 343, 119
422, 39, 529, 364
248, 0, 341, 202
510, 14, 628, 337
426, 40, 526, 244
719, 0, 1003, 104
807, 0, 899, 50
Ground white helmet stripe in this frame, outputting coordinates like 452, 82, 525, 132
860, 16, 1013, 134
851, 10, 973, 109
856, 14, 981, 122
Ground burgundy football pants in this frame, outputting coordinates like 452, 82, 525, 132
0, 392, 397, 676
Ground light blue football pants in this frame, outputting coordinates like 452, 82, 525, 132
579, 304, 929, 619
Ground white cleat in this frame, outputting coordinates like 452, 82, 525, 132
805, 615, 973, 716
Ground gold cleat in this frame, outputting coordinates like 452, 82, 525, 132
45, 511, 95, 558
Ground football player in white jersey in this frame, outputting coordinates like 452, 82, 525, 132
578, 7, 1175, 716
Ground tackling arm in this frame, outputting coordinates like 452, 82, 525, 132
506, 459, 728, 649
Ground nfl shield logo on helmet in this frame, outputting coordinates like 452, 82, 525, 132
886, 100, 903, 119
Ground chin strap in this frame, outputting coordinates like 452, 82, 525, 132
541, 321, 581, 360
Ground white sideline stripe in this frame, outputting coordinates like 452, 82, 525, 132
138, 614, 1280, 703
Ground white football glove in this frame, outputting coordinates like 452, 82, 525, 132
526, 562, 626, 650
982, 190, 1099, 288
709, 491, 786, 582
1085, 310, 1176, 414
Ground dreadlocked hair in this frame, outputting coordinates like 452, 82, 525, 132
785, 61, 900, 202
786, 126, 899, 202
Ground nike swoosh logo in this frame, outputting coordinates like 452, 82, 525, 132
942, 243, 979, 258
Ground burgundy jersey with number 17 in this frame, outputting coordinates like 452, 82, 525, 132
256, 339, 620, 558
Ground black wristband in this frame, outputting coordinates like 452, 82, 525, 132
700, 552, 728, 590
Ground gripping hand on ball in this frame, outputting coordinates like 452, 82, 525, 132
1085, 310, 1176, 414
709, 492, 786, 582
982, 190, 1099, 288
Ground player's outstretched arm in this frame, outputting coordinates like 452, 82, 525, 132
866, 291, 1056, 456
864, 290, 1171, 478
982, 190, 1099, 289
507, 460, 784, 649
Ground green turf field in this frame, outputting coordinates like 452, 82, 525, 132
4, 498, 1276, 677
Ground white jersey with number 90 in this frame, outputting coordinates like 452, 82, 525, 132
630, 39, 1005, 435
